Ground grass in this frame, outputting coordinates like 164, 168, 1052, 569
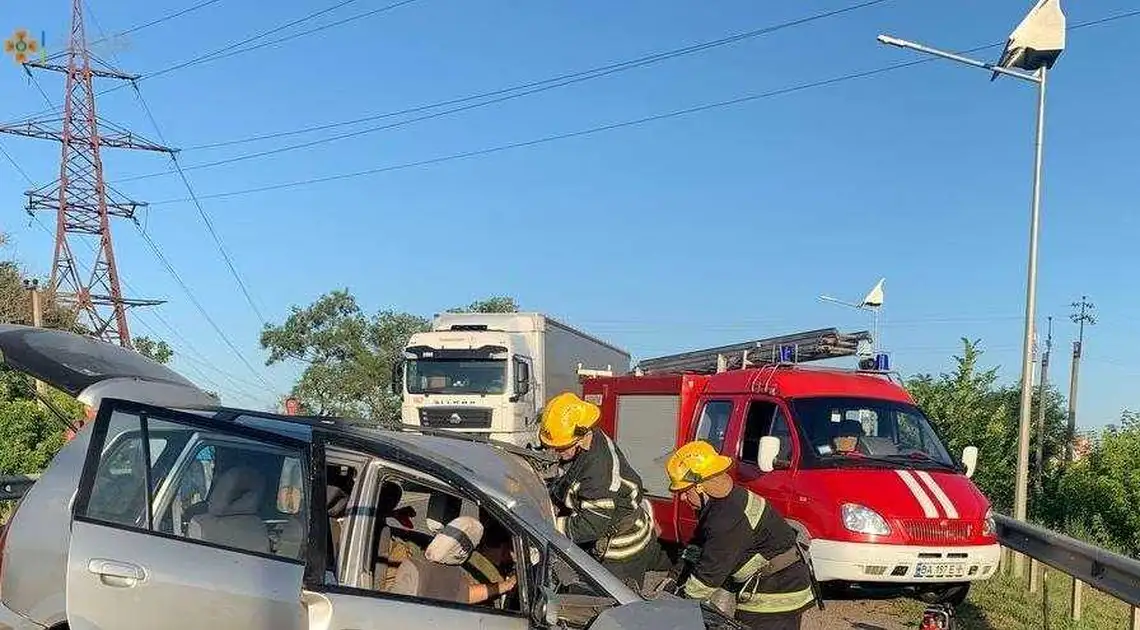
885, 566, 1137, 629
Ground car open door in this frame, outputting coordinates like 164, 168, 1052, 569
65, 399, 311, 630
0, 325, 218, 412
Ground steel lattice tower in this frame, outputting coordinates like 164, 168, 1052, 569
0, 0, 173, 346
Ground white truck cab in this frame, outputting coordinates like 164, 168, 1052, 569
394, 313, 629, 447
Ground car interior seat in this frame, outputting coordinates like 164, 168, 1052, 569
371, 481, 407, 590
188, 466, 269, 553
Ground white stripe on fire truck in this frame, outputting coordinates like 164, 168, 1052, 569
895, 469, 939, 518
915, 471, 959, 519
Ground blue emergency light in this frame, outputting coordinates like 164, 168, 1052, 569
874, 353, 890, 371
778, 344, 796, 363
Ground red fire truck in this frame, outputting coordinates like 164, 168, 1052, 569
581, 328, 999, 605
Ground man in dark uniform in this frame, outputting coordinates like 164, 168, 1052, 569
665, 440, 815, 629
540, 391, 662, 588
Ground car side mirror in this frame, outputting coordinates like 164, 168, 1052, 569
961, 446, 979, 478
757, 436, 781, 473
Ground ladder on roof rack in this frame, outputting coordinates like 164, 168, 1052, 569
635, 327, 873, 375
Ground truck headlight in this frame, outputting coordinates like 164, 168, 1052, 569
983, 508, 996, 538
842, 503, 891, 536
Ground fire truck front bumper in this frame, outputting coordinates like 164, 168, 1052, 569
808, 539, 1001, 583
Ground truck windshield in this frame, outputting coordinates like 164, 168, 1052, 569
790, 396, 956, 470
406, 359, 507, 395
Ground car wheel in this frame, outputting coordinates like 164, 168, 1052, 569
917, 583, 970, 605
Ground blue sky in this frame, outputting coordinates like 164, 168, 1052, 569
1, 0, 1136, 429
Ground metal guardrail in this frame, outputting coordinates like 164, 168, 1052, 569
0, 474, 39, 502
996, 513, 1140, 627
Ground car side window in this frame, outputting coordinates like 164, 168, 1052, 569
79, 409, 310, 562
694, 401, 733, 452
739, 400, 776, 465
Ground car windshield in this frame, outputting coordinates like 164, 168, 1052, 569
406, 359, 507, 395
790, 396, 956, 470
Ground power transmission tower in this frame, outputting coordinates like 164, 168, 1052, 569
1065, 296, 1095, 463
1034, 316, 1052, 492
0, 0, 173, 347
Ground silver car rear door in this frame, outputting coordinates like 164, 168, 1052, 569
65, 399, 311, 630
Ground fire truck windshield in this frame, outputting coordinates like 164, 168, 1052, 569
790, 396, 956, 470
406, 358, 507, 395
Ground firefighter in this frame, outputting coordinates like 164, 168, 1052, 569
539, 391, 661, 588
665, 440, 815, 630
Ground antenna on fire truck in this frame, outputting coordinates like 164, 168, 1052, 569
820, 277, 885, 355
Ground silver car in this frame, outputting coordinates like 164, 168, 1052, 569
0, 325, 727, 630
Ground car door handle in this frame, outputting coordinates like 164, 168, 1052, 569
87, 559, 145, 582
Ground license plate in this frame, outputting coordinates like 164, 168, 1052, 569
915, 562, 966, 579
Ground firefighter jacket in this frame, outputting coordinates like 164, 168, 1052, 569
682, 486, 815, 615
548, 428, 656, 562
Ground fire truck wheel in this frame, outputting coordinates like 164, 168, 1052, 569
917, 583, 970, 606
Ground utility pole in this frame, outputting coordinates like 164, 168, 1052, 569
1066, 296, 1095, 463
22, 278, 47, 402
0, 0, 170, 347
1035, 316, 1052, 492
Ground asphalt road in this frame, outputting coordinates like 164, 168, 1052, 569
801, 599, 912, 630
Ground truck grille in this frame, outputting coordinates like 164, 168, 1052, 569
899, 519, 975, 543
419, 407, 492, 430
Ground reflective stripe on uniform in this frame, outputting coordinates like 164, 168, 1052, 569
731, 551, 769, 582
600, 499, 656, 561
683, 574, 717, 600
736, 585, 815, 614
555, 516, 568, 535
743, 491, 766, 529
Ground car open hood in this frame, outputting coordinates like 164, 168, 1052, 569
0, 324, 218, 408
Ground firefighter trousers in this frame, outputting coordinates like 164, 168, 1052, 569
601, 536, 664, 593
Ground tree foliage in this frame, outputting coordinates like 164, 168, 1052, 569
1052, 411, 1140, 555
906, 339, 1069, 516
134, 336, 174, 364
260, 290, 519, 422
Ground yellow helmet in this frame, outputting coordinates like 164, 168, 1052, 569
665, 440, 733, 492
539, 392, 601, 449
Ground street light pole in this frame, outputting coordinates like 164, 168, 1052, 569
877, 34, 1050, 577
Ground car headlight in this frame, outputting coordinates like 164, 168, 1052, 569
983, 508, 996, 538
842, 503, 891, 536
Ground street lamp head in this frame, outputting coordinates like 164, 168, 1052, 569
992, 0, 1066, 80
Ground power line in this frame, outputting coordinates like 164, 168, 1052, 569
148, 8, 1140, 206
119, 0, 895, 181
177, 0, 894, 153
133, 224, 277, 391
93, 0, 227, 42
15, 0, 420, 120
25, 206, 268, 402
130, 83, 270, 324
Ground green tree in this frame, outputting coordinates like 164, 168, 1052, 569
448, 296, 519, 313
133, 336, 174, 364
1052, 411, 1140, 555
261, 291, 519, 424
906, 339, 1068, 516
259, 290, 428, 423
